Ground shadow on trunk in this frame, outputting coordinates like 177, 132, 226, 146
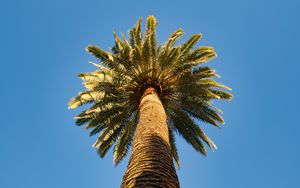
121, 135, 179, 188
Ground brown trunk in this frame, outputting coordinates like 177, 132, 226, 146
121, 87, 180, 188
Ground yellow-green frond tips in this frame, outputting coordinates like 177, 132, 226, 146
88, 61, 108, 70
68, 91, 105, 109
68, 98, 81, 109
161, 29, 184, 51
130, 18, 143, 46
180, 33, 202, 55
146, 15, 157, 32
113, 31, 126, 52
198, 79, 232, 91
210, 89, 233, 100
86, 45, 114, 62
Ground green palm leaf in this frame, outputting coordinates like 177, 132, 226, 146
113, 112, 138, 165
169, 129, 180, 168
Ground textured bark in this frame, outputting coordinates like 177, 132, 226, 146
121, 87, 180, 188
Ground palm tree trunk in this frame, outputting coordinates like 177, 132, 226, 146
121, 87, 180, 188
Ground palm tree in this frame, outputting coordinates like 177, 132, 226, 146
69, 16, 232, 188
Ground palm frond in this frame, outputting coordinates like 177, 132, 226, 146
176, 108, 217, 150
209, 89, 233, 100
93, 105, 137, 157
173, 115, 207, 155
185, 47, 217, 66
146, 16, 158, 59
86, 45, 128, 74
169, 129, 180, 168
132, 18, 143, 47
181, 98, 222, 127
68, 91, 105, 109
169, 106, 207, 155
197, 79, 232, 91
94, 123, 124, 157
179, 33, 202, 57
113, 112, 138, 165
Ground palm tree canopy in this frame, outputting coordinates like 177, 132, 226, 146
69, 16, 232, 167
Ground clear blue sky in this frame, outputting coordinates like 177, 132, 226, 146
1, 0, 299, 187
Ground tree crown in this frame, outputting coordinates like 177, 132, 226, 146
69, 16, 233, 167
